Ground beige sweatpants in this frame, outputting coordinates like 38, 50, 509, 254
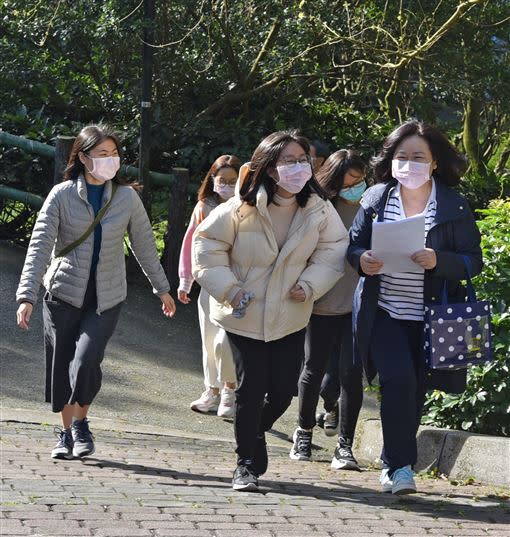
197, 288, 236, 388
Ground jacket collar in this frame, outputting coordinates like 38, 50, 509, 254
77, 173, 113, 205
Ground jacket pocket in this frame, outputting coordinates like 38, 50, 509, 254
44, 257, 64, 292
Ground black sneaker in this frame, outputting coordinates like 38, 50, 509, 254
232, 461, 259, 491
324, 402, 339, 437
51, 427, 74, 460
71, 418, 95, 458
331, 436, 360, 471
253, 433, 268, 477
315, 411, 325, 429
289, 428, 312, 461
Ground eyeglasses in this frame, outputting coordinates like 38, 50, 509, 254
277, 156, 310, 167
212, 176, 237, 187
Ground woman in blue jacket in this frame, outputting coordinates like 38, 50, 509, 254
348, 120, 482, 495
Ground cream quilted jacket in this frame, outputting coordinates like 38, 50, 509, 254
192, 186, 348, 341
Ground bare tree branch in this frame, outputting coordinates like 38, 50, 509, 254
245, 19, 282, 87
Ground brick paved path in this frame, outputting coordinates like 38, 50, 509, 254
1, 422, 509, 537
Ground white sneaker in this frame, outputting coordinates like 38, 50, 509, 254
190, 388, 220, 413
217, 387, 235, 418
380, 468, 393, 493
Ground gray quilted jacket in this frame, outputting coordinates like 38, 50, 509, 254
16, 175, 170, 312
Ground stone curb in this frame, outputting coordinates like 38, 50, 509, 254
353, 418, 510, 487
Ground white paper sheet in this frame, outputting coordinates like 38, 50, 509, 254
372, 214, 426, 274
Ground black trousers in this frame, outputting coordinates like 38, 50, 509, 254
370, 308, 426, 473
43, 278, 122, 413
227, 329, 306, 462
299, 313, 363, 439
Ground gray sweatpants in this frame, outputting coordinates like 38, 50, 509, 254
43, 277, 122, 413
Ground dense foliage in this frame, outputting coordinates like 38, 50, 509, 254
1, 1, 509, 198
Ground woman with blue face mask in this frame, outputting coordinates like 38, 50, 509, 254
16, 124, 175, 461
192, 131, 348, 492
289, 150, 367, 470
348, 120, 482, 495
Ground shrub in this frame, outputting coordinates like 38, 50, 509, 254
423, 198, 510, 436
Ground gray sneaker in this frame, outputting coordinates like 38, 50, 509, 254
51, 428, 74, 460
71, 418, 95, 458
232, 462, 259, 492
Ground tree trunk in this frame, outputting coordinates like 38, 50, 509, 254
162, 169, 190, 291
495, 141, 510, 175
53, 136, 75, 186
462, 96, 484, 175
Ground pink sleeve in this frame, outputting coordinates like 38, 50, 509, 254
178, 203, 204, 292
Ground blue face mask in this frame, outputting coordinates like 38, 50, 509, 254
339, 180, 366, 202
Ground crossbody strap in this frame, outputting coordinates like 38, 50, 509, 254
55, 182, 118, 258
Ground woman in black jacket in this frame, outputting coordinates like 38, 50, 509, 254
347, 120, 482, 495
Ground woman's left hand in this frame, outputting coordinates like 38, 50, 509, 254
160, 292, 176, 318
289, 284, 306, 302
411, 248, 437, 270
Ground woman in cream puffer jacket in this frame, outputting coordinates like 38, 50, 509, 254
192, 130, 348, 492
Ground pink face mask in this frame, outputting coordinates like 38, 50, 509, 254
86, 156, 120, 182
213, 182, 236, 200
392, 159, 431, 189
275, 162, 312, 194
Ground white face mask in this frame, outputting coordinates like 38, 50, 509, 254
275, 162, 312, 194
392, 159, 431, 189
85, 156, 120, 182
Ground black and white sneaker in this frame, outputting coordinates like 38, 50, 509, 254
315, 411, 325, 429
71, 418, 95, 458
323, 402, 339, 437
289, 428, 312, 461
232, 461, 259, 491
331, 437, 360, 471
51, 427, 74, 460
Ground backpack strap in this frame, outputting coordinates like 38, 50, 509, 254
55, 182, 118, 258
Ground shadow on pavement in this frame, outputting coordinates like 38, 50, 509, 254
82, 457, 505, 524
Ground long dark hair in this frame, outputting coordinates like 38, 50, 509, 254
63, 124, 125, 184
197, 154, 241, 202
239, 130, 327, 207
371, 120, 467, 186
316, 149, 366, 199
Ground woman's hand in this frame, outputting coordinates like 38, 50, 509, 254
160, 293, 176, 318
289, 284, 306, 302
411, 248, 437, 270
178, 290, 191, 304
16, 302, 33, 330
360, 250, 384, 276
230, 289, 246, 308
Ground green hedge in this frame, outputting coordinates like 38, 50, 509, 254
423, 199, 510, 437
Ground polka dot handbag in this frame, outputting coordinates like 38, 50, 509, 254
424, 256, 493, 371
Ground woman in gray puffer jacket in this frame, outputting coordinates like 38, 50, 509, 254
16, 124, 175, 460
